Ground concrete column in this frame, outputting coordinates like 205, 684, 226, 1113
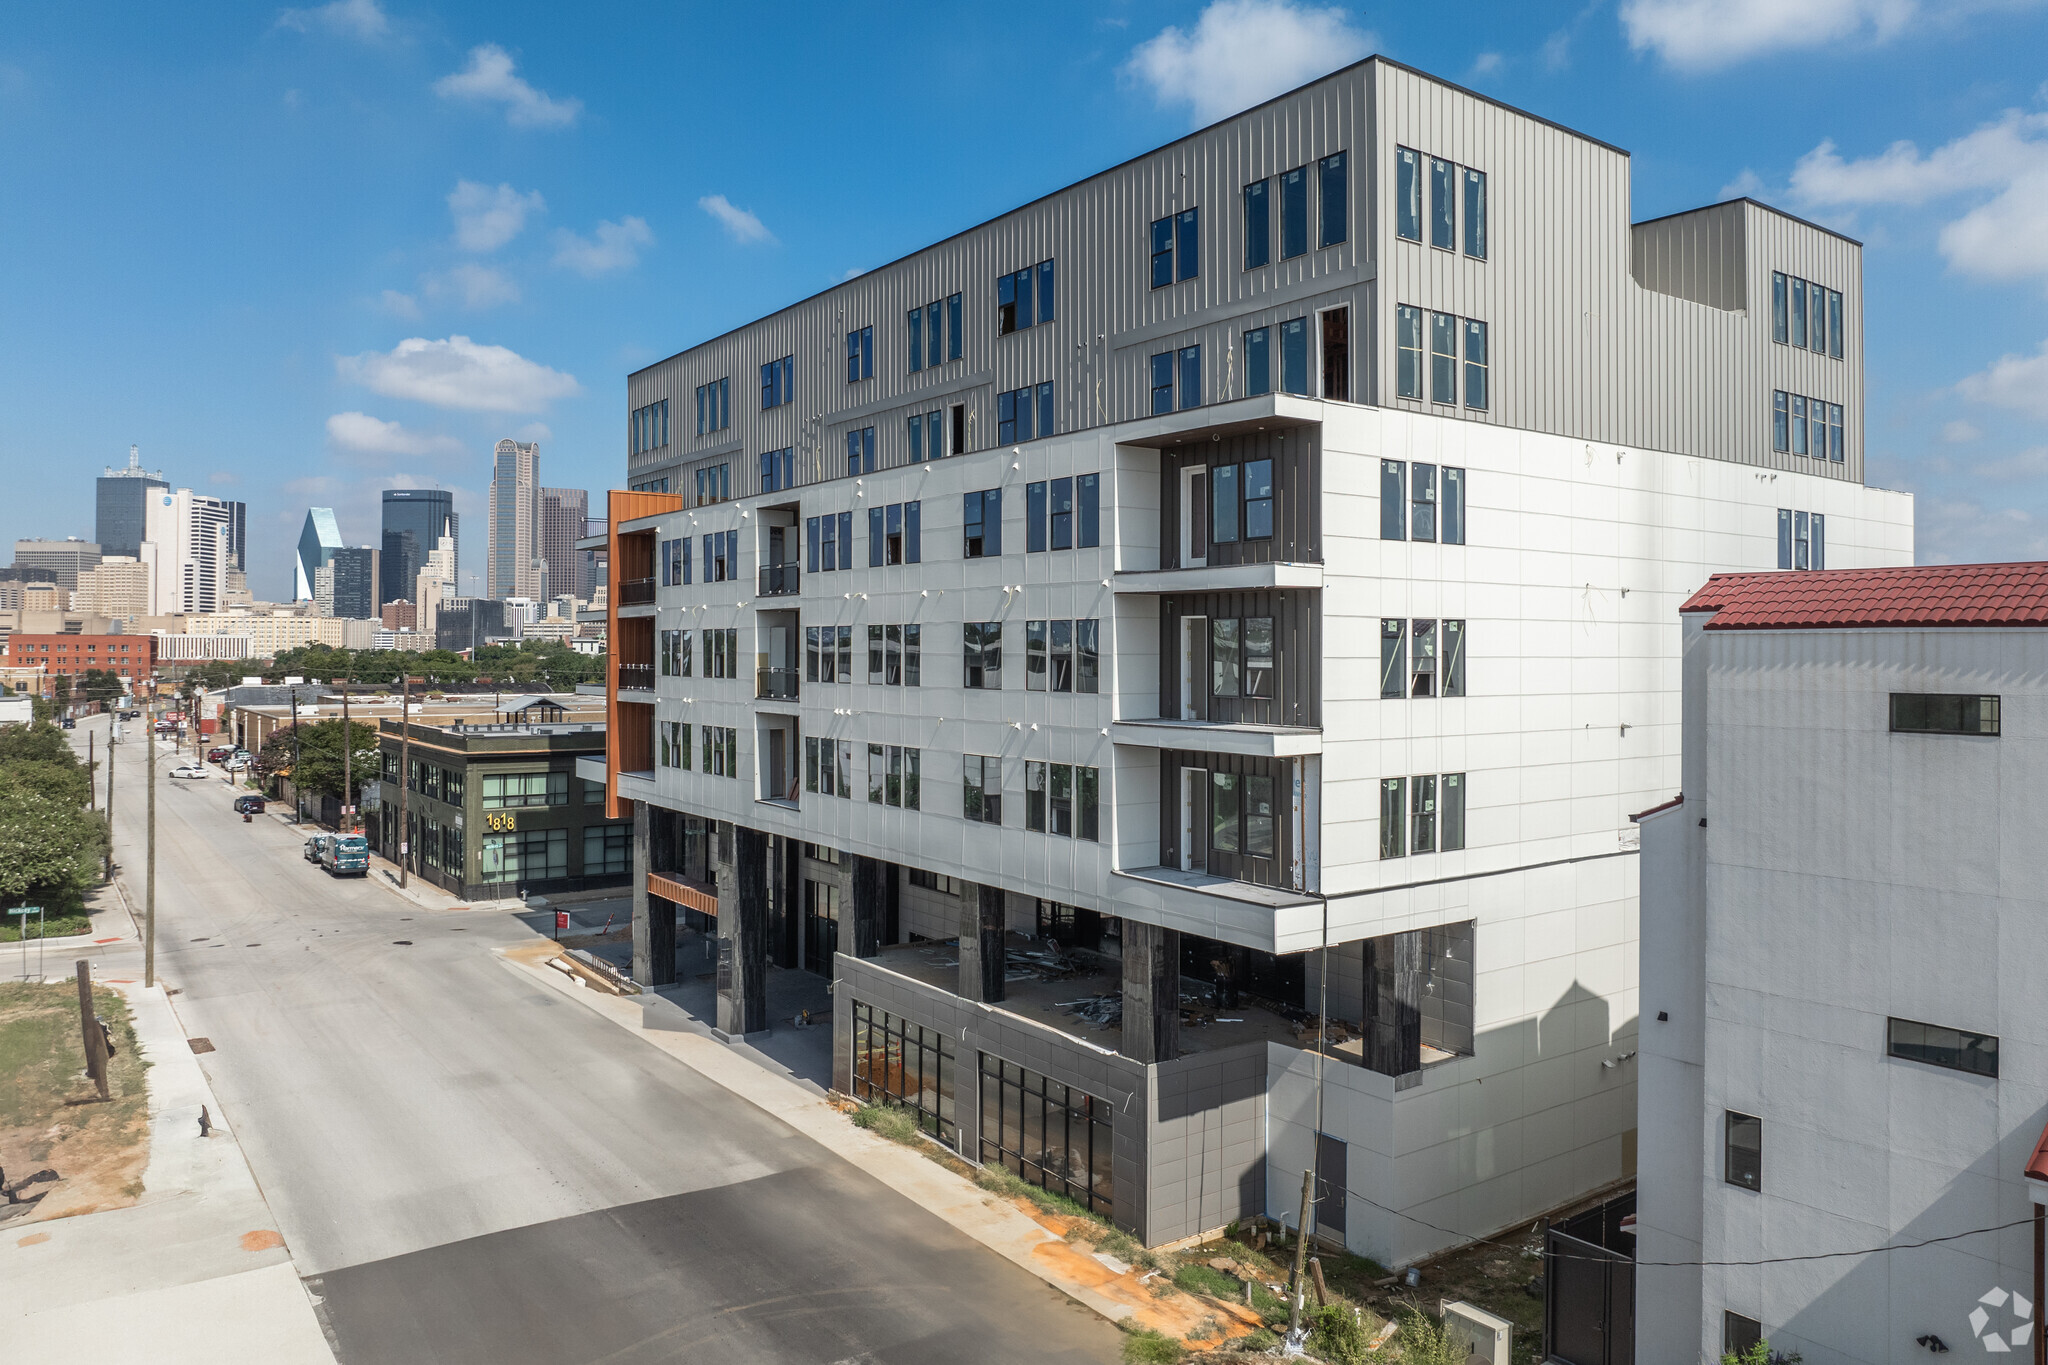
850, 855, 888, 959
629, 800, 652, 985
769, 835, 800, 969
1362, 932, 1421, 1076
718, 825, 769, 1037
958, 882, 1006, 1002
1122, 920, 1181, 1064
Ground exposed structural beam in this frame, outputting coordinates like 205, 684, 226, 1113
718, 825, 769, 1037
958, 883, 1006, 1003
1122, 921, 1181, 1064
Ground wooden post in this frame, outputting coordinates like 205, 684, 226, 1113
1310, 1256, 1329, 1308
1288, 1167, 1314, 1335
75, 961, 109, 1101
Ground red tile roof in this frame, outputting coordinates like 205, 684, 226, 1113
1681, 563, 2048, 630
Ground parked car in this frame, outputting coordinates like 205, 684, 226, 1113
118, 709, 139, 720
224, 755, 253, 773
207, 746, 235, 763
233, 795, 265, 814
170, 763, 209, 780
61, 717, 76, 729
320, 834, 370, 877
303, 834, 331, 863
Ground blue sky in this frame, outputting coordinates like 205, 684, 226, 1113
3, 0, 2046, 599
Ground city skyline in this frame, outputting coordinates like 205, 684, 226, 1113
4, 1, 2046, 597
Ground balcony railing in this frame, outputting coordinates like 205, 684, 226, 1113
618, 577, 656, 606
757, 561, 801, 597
618, 663, 655, 691
756, 667, 800, 700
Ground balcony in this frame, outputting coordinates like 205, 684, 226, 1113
618, 663, 655, 692
757, 561, 801, 597
618, 577, 656, 607
756, 667, 800, 701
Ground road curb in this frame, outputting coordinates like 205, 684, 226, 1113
495, 946, 1143, 1332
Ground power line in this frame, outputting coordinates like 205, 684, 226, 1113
1347, 1187, 2036, 1270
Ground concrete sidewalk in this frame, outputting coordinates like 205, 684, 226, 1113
498, 943, 1191, 1334
0, 977, 336, 1364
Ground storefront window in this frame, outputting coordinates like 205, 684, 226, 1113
852, 1002, 958, 1149
979, 1055, 1113, 1216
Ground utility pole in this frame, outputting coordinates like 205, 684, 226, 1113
395, 672, 410, 888
1287, 1167, 1314, 1338
146, 691, 156, 989
289, 686, 301, 824
341, 676, 352, 834
104, 720, 114, 881
87, 730, 95, 811
76, 960, 110, 1102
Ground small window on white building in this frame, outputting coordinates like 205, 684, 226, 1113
1724, 1111, 1761, 1190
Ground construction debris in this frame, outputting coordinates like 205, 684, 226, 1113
1058, 992, 1123, 1029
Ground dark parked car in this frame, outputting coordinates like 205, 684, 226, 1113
233, 795, 266, 815
61, 717, 76, 729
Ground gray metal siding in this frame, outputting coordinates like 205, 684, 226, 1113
629, 59, 1868, 500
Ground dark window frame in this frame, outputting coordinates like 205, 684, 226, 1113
1887, 1016, 2000, 1077
1889, 693, 2001, 736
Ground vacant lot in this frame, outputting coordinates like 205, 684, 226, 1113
0, 980, 150, 1222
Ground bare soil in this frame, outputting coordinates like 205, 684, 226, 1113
0, 981, 151, 1223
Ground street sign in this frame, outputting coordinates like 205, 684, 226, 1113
554, 911, 569, 933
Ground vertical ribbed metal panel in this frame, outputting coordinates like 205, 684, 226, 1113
625, 58, 1869, 498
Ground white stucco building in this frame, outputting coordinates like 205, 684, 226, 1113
1637, 563, 2048, 1364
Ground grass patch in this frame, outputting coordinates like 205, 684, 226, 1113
849, 1102, 922, 1145
1172, 1261, 1240, 1299
0, 913, 93, 943
0, 980, 150, 1220
1309, 1303, 1377, 1365
1240, 1327, 1279, 1352
1118, 1325, 1184, 1364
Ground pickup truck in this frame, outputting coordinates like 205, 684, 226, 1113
321, 834, 370, 877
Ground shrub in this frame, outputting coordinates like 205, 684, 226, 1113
1390, 1306, 1462, 1365
1119, 1326, 1184, 1364
850, 1103, 920, 1144
1241, 1327, 1279, 1352
1308, 1304, 1374, 1365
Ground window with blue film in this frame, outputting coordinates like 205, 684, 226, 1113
1027, 481, 1048, 553
906, 307, 923, 371
1077, 473, 1099, 547
1151, 352, 1174, 415
1151, 217, 1174, 289
1280, 167, 1307, 259
1176, 209, 1199, 281
1318, 151, 1347, 247
1178, 346, 1201, 410
1036, 382, 1054, 438
846, 426, 875, 476
1280, 319, 1308, 395
1244, 327, 1271, 397
846, 326, 873, 383
1244, 179, 1270, 268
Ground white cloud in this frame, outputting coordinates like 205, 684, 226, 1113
553, 216, 655, 276
448, 180, 545, 252
1790, 111, 2048, 285
1974, 446, 2048, 481
1943, 419, 1984, 443
336, 336, 581, 413
1620, 0, 1914, 68
1957, 339, 2048, 420
1911, 493, 2048, 564
698, 194, 774, 245
1540, 30, 1572, 71
1621, 0, 2043, 69
378, 289, 420, 319
277, 0, 388, 41
1124, 0, 1374, 126
513, 422, 552, 444
433, 44, 581, 129
325, 412, 469, 459
1470, 52, 1504, 77
423, 263, 520, 309
1718, 168, 1768, 199
207, 470, 239, 486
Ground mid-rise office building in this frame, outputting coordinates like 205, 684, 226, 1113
328, 546, 378, 621
489, 439, 542, 601
381, 489, 458, 612
70, 556, 151, 617
602, 57, 1913, 1257
541, 487, 590, 602
95, 445, 168, 559
1637, 564, 2048, 1364
435, 595, 510, 654
12, 539, 102, 595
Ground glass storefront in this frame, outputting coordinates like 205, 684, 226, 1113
479, 827, 567, 882
852, 1002, 958, 1149
979, 1055, 1113, 1216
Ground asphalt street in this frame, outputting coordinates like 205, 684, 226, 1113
77, 716, 1118, 1364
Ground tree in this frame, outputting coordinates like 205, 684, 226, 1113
0, 721, 106, 914
50, 674, 71, 713
78, 668, 125, 707
259, 718, 380, 801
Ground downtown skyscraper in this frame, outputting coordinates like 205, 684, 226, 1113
488, 438, 541, 600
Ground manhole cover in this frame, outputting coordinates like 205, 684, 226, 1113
188, 1038, 215, 1053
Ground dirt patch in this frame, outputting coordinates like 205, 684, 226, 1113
0, 981, 151, 1223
